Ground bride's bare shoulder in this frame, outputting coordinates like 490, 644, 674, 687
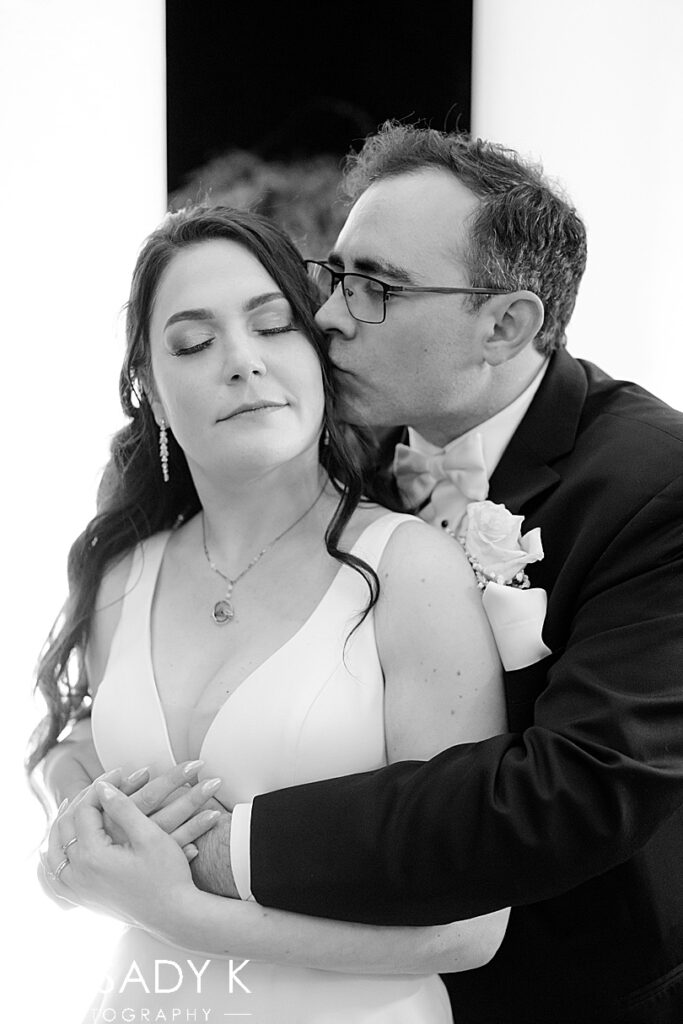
377, 514, 475, 592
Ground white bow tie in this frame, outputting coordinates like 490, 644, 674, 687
393, 432, 489, 533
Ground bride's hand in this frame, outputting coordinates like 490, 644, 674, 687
100, 762, 225, 852
38, 767, 127, 912
42, 780, 200, 935
41, 766, 222, 912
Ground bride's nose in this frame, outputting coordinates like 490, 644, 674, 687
221, 333, 267, 383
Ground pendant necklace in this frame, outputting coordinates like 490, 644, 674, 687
201, 485, 326, 624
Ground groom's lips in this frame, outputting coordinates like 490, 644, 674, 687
331, 363, 360, 392
330, 361, 354, 379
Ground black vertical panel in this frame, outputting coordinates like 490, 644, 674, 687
166, 1, 473, 195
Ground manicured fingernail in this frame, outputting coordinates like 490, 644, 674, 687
126, 767, 150, 783
204, 809, 221, 822
96, 779, 117, 800
186, 844, 199, 861
200, 777, 222, 795
183, 760, 204, 776
56, 798, 68, 814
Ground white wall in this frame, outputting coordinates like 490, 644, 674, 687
2, 2, 166, 1019
472, 0, 683, 408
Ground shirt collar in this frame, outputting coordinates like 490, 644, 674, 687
407, 360, 549, 477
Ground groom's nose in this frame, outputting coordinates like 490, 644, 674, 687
314, 285, 357, 340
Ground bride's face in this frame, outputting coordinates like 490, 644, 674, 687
147, 239, 325, 482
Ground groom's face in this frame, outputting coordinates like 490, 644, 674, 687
315, 168, 494, 444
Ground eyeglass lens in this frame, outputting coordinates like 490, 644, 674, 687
307, 264, 385, 323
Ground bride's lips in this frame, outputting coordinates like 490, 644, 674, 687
217, 401, 287, 422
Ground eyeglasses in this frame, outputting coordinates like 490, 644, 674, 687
305, 260, 509, 325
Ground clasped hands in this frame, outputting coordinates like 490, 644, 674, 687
39, 761, 239, 934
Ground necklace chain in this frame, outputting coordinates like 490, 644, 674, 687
201, 485, 326, 624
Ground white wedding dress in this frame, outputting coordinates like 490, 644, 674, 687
88, 512, 453, 1023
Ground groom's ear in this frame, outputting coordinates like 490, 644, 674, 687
481, 291, 545, 366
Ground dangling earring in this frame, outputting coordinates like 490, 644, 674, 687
159, 419, 169, 483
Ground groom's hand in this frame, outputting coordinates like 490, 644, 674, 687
190, 811, 239, 899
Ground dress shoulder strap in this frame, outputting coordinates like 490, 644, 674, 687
115, 530, 172, 629
349, 511, 418, 571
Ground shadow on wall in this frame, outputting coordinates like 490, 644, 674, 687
169, 150, 349, 259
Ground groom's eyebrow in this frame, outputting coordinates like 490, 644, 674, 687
327, 250, 414, 284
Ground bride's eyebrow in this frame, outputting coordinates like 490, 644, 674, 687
243, 291, 287, 312
164, 308, 214, 329
163, 293, 288, 330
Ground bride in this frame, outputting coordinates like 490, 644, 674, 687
33, 204, 508, 1023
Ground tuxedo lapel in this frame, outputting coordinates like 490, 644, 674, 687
488, 350, 588, 514
487, 444, 559, 513
379, 351, 589, 516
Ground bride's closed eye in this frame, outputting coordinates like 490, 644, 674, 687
167, 334, 215, 356
169, 322, 295, 355
257, 322, 296, 336
165, 299, 298, 355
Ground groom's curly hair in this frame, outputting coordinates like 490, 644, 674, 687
342, 122, 588, 356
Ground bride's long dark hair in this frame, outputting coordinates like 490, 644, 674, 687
27, 205, 390, 779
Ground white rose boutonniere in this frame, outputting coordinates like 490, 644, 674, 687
460, 500, 551, 671
462, 500, 544, 588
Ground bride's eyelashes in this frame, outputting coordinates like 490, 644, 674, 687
170, 337, 214, 356
259, 323, 296, 335
168, 323, 297, 357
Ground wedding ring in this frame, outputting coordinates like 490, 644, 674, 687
62, 836, 78, 854
54, 858, 69, 880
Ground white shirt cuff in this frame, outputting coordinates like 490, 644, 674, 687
230, 801, 255, 901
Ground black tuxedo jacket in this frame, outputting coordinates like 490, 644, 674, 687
249, 351, 683, 1023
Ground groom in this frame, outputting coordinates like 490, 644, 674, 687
207, 123, 683, 1023
47, 124, 683, 1022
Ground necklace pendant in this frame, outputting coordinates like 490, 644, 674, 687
212, 598, 234, 624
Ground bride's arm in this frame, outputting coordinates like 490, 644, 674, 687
62, 777, 508, 974
168, 889, 508, 974
39, 717, 103, 809
63, 520, 509, 973
37, 553, 132, 808
378, 518, 506, 759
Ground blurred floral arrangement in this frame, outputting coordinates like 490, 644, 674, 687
169, 150, 349, 258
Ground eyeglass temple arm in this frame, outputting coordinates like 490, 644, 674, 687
390, 285, 509, 296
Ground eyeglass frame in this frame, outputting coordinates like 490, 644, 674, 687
304, 260, 510, 324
